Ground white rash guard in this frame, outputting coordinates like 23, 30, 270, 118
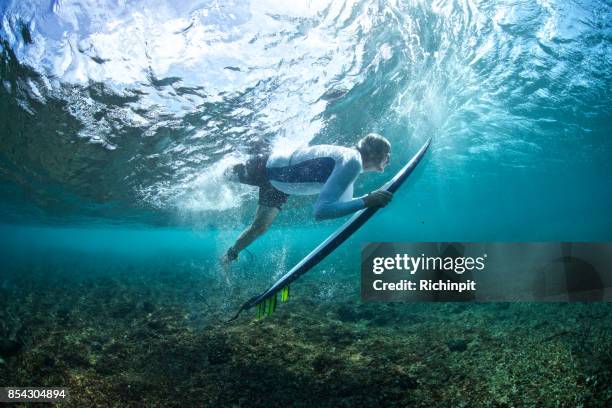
266, 145, 366, 220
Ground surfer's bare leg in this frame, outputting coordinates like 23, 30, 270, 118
222, 205, 279, 263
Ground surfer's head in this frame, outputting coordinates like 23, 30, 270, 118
357, 133, 391, 172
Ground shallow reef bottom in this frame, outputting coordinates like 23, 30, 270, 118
0, 265, 611, 407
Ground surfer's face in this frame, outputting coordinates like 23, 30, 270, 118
374, 151, 390, 172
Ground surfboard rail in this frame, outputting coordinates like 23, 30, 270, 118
228, 137, 432, 321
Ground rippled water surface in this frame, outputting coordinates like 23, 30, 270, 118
0, 0, 611, 239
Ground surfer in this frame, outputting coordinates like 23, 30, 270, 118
222, 133, 393, 263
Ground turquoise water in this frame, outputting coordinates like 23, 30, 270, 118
1, 0, 612, 405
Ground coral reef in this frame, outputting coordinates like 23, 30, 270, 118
1, 265, 611, 407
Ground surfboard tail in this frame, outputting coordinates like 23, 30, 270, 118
228, 284, 291, 322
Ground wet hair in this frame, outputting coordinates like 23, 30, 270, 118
356, 133, 391, 162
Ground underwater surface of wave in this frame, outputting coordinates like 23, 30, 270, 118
0, 0, 610, 236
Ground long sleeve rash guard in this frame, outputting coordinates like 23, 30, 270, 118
266, 145, 366, 219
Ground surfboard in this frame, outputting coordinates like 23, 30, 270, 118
229, 137, 432, 321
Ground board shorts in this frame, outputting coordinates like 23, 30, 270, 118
232, 154, 289, 210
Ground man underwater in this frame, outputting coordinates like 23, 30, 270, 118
222, 133, 393, 263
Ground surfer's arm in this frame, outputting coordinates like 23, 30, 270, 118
313, 159, 365, 220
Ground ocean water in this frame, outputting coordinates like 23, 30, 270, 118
1, 0, 611, 406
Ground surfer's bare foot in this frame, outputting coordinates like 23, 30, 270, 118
221, 247, 239, 265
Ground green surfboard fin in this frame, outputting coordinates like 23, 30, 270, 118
280, 285, 290, 302
255, 287, 289, 319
